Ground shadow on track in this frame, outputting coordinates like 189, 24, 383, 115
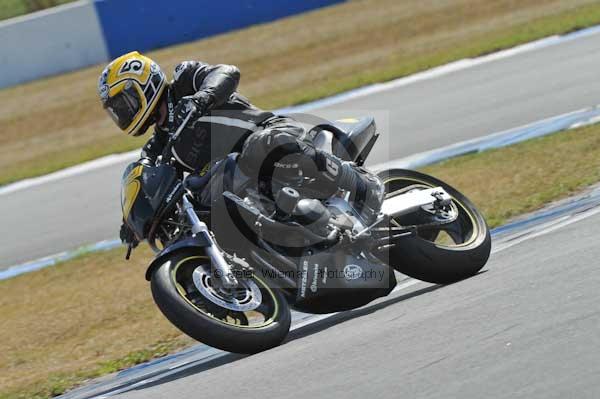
285, 283, 443, 341
129, 283, 443, 393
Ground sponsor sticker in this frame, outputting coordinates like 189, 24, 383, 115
310, 263, 319, 293
300, 261, 309, 298
99, 84, 109, 100
343, 264, 363, 280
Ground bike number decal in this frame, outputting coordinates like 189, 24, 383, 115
325, 158, 339, 177
119, 60, 145, 76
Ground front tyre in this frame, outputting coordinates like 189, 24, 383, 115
378, 169, 491, 284
150, 250, 291, 354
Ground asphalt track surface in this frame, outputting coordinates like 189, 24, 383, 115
108, 207, 600, 399
2, 28, 600, 268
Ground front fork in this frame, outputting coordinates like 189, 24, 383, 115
181, 194, 239, 288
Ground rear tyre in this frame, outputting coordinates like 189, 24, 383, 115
150, 249, 291, 354
378, 169, 491, 284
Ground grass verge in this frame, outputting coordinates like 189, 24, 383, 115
3, 123, 600, 398
0, 0, 75, 21
2, 0, 600, 185
421, 123, 600, 227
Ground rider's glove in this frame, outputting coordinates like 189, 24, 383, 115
174, 92, 213, 126
119, 222, 139, 248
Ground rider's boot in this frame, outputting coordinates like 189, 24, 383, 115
312, 151, 385, 217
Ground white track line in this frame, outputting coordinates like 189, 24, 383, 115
0, 150, 139, 196
492, 206, 600, 254
3, 24, 600, 198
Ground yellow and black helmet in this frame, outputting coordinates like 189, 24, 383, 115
98, 51, 166, 136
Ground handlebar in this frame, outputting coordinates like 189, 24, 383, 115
159, 109, 197, 165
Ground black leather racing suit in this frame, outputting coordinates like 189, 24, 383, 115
141, 60, 382, 210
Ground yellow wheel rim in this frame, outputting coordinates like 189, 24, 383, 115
383, 176, 480, 248
170, 256, 280, 329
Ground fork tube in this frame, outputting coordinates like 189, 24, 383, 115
181, 195, 238, 288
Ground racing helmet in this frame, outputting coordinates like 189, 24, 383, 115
98, 51, 166, 136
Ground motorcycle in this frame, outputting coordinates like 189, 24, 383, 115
120, 113, 491, 354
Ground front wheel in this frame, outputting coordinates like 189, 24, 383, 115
377, 169, 491, 284
150, 249, 291, 354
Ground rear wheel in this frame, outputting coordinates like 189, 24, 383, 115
377, 169, 491, 284
150, 249, 291, 354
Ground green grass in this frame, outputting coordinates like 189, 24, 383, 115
0, 244, 196, 399
0, 0, 75, 21
0, 0, 26, 20
0, 340, 187, 399
423, 123, 600, 228
4, 135, 140, 184
3, 122, 600, 399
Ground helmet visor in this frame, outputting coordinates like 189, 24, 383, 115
104, 84, 142, 131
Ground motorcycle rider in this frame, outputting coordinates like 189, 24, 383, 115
97, 51, 383, 246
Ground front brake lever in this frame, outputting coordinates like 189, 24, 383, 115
171, 109, 196, 140
159, 109, 197, 165
125, 243, 133, 260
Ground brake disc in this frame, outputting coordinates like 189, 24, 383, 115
400, 187, 459, 226
192, 265, 262, 312
421, 200, 459, 225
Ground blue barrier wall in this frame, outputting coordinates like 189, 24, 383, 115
0, 1, 108, 87
94, 0, 345, 58
0, 0, 344, 88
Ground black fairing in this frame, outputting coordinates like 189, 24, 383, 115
121, 161, 180, 239
293, 250, 397, 314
